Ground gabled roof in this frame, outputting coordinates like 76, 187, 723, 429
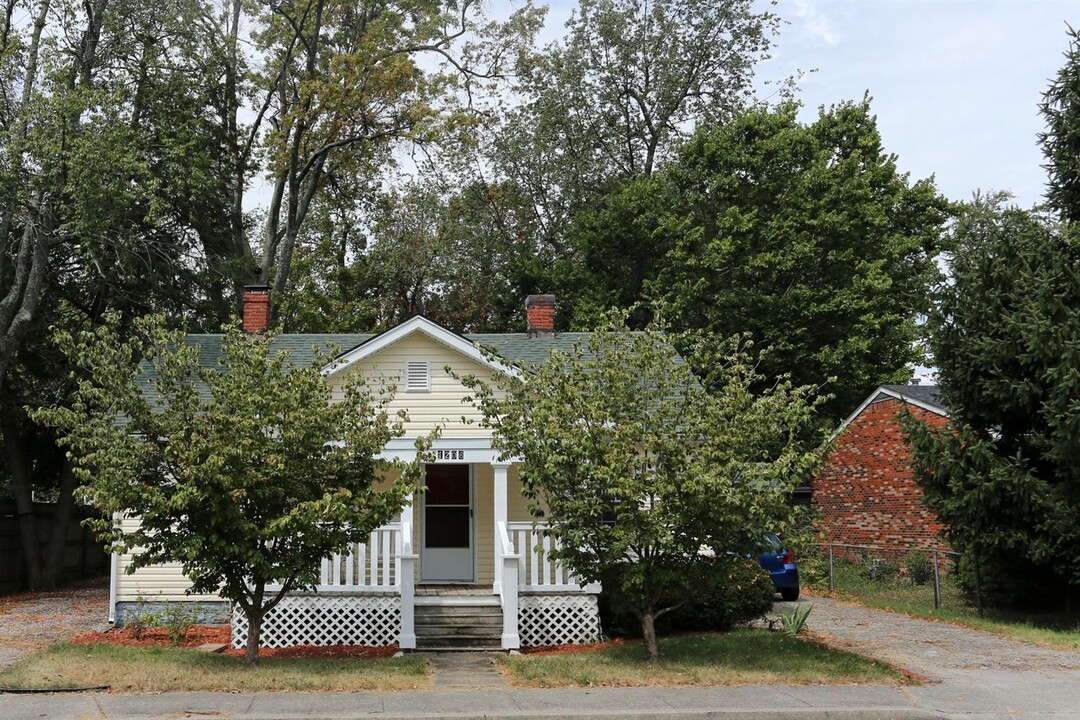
326, 316, 523, 379
833, 384, 949, 437
879, 384, 947, 414
136, 318, 609, 406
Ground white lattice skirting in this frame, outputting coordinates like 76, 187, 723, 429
518, 594, 602, 647
231, 595, 400, 649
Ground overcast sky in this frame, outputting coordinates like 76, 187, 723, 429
522, 0, 1078, 209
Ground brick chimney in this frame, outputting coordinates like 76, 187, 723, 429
242, 285, 271, 333
526, 294, 556, 338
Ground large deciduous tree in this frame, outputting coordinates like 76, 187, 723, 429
462, 315, 822, 661
906, 197, 1080, 599
35, 317, 430, 663
570, 101, 948, 420
0, 0, 227, 589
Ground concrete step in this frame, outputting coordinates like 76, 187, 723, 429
416, 635, 503, 649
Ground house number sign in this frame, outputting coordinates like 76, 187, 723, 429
435, 449, 465, 460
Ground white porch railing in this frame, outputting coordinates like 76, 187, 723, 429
320, 523, 401, 590
506, 521, 598, 592
262, 523, 403, 593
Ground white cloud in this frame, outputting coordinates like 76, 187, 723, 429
791, 0, 840, 47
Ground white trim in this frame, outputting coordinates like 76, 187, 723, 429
108, 511, 120, 624
832, 386, 949, 439
320, 315, 522, 380
419, 463, 475, 583
376, 437, 521, 465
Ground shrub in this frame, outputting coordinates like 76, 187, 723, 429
659, 557, 775, 634
159, 602, 203, 646
905, 551, 934, 586
599, 556, 774, 637
126, 596, 159, 639
859, 557, 900, 583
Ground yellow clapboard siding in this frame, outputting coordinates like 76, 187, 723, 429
328, 333, 499, 438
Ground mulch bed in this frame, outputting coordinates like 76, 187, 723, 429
67, 625, 398, 659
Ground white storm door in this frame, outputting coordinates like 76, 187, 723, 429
421, 464, 474, 582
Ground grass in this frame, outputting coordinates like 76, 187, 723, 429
0, 643, 429, 692
812, 561, 1080, 651
498, 630, 912, 688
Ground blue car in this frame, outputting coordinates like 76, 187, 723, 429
758, 531, 800, 601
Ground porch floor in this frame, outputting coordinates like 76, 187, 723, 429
416, 584, 491, 597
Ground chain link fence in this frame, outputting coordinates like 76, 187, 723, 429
804, 542, 984, 615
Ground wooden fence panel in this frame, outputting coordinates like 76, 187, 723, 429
0, 500, 110, 594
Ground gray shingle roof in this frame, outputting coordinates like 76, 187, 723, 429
137, 329, 617, 407
180, 331, 599, 370
880, 384, 947, 414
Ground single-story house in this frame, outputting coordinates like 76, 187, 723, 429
811, 384, 951, 555
109, 290, 603, 651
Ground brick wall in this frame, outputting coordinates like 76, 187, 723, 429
813, 397, 951, 553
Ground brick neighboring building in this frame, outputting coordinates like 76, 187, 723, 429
812, 385, 951, 553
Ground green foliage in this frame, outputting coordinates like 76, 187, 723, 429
906, 196, 1080, 593
859, 558, 900, 584
34, 315, 432, 662
461, 311, 824, 660
779, 603, 813, 636
566, 101, 948, 421
126, 597, 160, 640
158, 602, 203, 646
1039, 25, 1080, 222
904, 551, 933, 586
659, 557, 775, 633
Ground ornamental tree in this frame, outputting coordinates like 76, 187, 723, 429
35, 316, 430, 663
462, 314, 823, 661
905, 197, 1080, 595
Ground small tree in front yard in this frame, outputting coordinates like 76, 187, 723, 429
35, 316, 430, 664
462, 314, 823, 661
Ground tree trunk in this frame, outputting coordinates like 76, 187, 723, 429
639, 608, 659, 662
245, 605, 262, 665
41, 458, 79, 589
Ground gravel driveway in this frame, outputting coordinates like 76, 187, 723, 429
799, 593, 1080, 679
0, 577, 111, 670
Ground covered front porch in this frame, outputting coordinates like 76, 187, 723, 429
230, 444, 601, 651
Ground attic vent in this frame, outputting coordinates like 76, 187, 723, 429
405, 360, 430, 392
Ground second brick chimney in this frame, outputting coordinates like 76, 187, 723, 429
525, 294, 556, 338
242, 285, 271, 333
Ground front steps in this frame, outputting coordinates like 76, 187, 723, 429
414, 595, 503, 650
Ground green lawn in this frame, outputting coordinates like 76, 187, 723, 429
498, 630, 912, 687
813, 561, 1080, 651
0, 643, 429, 692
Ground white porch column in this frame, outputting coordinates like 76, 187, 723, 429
401, 492, 414, 531
501, 551, 521, 649
492, 462, 511, 593
398, 494, 417, 650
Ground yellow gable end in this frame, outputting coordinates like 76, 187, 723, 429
326, 331, 498, 438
